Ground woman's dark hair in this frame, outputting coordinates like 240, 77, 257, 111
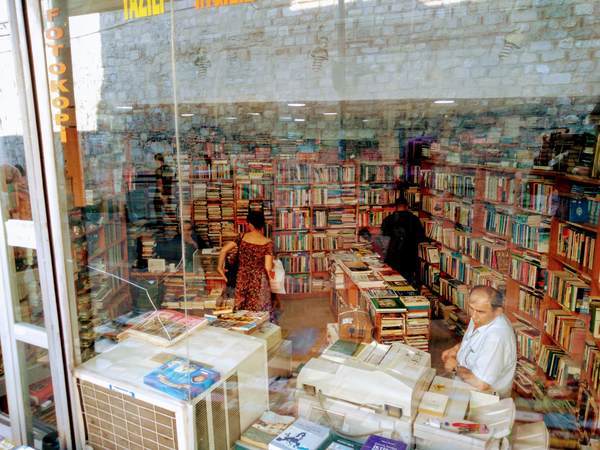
154, 153, 164, 163
247, 209, 266, 231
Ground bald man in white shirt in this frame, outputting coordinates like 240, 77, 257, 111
441, 285, 517, 398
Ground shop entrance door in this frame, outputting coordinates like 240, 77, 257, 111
0, 0, 73, 448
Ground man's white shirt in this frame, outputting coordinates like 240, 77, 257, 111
456, 314, 517, 397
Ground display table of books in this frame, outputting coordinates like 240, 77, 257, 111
74, 327, 269, 450
330, 248, 431, 350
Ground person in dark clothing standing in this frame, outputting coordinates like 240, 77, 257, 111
380, 197, 425, 283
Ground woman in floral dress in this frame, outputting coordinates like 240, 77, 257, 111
218, 209, 274, 316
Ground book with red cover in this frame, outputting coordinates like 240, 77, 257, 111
29, 377, 53, 406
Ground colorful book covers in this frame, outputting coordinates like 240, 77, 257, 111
143, 356, 219, 400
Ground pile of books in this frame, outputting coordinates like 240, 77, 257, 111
207, 310, 269, 334
403, 296, 430, 351
118, 309, 208, 346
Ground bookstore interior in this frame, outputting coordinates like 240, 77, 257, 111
1, 0, 600, 449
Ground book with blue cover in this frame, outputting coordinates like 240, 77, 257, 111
143, 356, 220, 401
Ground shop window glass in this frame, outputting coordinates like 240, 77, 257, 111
34, 0, 600, 448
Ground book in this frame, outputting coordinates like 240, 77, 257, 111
325, 435, 362, 450
207, 310, 270, 334
322, 339, 361, 362
369, 297, 406, 313
143, 356, 220, 401
29, 377, 53, 406
418, 391, 449, 417
120, 309, 207, 346
240, 411, 295, 449
360, 435, 407, 450
268, 418, 330, 450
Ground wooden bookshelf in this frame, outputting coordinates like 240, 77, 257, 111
410, 151, 600, 414
271, 160, 402, 294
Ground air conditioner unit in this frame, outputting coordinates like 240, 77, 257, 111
74, 327, 269, 450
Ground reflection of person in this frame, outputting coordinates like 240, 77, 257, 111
217, 210, 274, 315
1, 163, 31, 220
380, 197, 424, 282
442, 286, 517, 398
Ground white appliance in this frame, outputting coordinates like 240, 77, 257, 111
74, 327, 269, 450
298, 347, 434, 422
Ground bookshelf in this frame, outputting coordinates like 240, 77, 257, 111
183, 156, 403, 294
271, 160, 402, 294
408, 133, 600, 446
70, 197, 132, 362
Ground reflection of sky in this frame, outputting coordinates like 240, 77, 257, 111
68, 13, 103, 132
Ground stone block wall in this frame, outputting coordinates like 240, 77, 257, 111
80, 0, 600, 109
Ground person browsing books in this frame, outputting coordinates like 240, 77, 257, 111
217, 209, 275, 319
441, 286, 517, 398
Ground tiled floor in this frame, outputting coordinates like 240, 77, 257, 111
278, 294, 335, 368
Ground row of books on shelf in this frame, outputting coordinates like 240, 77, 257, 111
556, 222, 596, 270
277, 253, 330, 274
510, 214, 551, 253
439, 250, 505, 290
422, 195, 473, 229
236, 183, 273, 201
584, 341, 600, 395
509, 252, 546, 291
517, 287, 543, 321
357, 207, 395, 228
274, 232, 355, 253
421, 169, 476, 198
274, 161, 401, 184
513, 320, 540, 363
537, 343, 578, 384
483, 206, 511, 238
313, 187, 358, 206
284, 274, 311, 294
517, 180, 556, 215
548, 270, 591, 313
483, 173, 516, 204
545, 309, 586, 355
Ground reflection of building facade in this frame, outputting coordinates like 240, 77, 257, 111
0, 0, 599, 448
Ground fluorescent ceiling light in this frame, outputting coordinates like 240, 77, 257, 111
362, 119, 369, 122
323, 112, 337, 116
288, 103, 306, 107
294, 118, 305, 122
248, 112, 260, 116
280, 116, 292, 121
434, 100, 455, 104
181, 113, 194, 117
116, 106, 133, 110
225, 116, 237, 120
